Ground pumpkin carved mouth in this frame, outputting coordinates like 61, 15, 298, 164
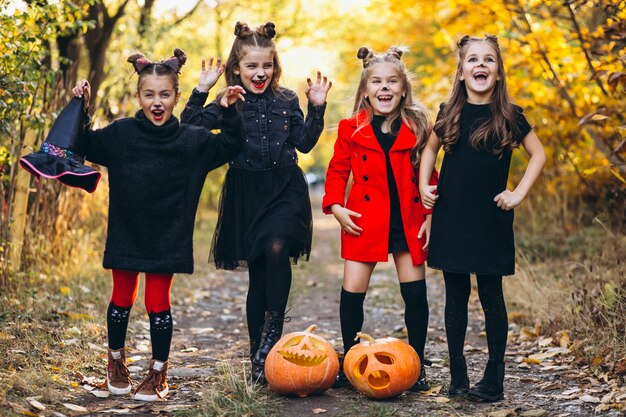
278, 350, 328, 367
368, 370, 391, 388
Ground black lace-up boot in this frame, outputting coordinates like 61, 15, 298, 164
251, 311, 286, 384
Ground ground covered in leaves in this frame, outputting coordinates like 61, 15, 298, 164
3, 191, 624, 417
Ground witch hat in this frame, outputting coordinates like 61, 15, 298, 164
19, 96, 101, 193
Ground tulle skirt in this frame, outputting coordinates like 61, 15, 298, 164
210, 165, 313, 270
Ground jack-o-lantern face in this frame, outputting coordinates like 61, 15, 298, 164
354, 352, 395, 389
343, 332, 420, 399
265, 325, 339, 397
278, 334, 329, 367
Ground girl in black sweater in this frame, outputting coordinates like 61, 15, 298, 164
72, 49, 245, 401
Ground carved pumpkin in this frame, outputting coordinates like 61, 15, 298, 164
343, 332, 420, 399
265, 324, 339, 397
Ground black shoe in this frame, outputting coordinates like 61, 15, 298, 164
448, 356, 470, 398
332, 358, 351, 388
468, 360, 504, 402
409, 365, 430, 392
251, 311, 288, 384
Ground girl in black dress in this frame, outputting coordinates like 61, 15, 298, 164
181, 22, 332, 384
418, 35, 546, 402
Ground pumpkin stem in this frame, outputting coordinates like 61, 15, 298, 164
304, 324, 318, 333
355, 332, 376, 344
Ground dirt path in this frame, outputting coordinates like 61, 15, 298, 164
73, 188, 620, 416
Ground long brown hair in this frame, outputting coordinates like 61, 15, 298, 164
352, 46, 432, 167
223, 21, 282, 92
127, 48, 187, 93
434, 35, 520, 156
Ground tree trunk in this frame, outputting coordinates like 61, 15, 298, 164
9, 129, 37, 273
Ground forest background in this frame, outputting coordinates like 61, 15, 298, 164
0, 0, 624, 411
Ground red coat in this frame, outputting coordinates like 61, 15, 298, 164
322, 113, 438, 265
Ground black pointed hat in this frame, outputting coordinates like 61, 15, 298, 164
19, 96, 101, 193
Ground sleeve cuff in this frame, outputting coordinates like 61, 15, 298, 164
220, 104, 237, 118
307, 102, 327, 119
189, 88, 209, 105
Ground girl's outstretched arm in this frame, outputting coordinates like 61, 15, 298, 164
181, 58, 224, 130
289, 71, 332, 153
494, 130, 546, 210
419, 131, 442, 210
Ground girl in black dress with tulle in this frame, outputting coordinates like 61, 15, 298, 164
181, 22, 332, 384
419, 35, 546, 402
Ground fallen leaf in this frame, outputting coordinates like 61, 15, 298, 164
180, 347, 199, 353
540, 382, 565, 391
0, 331, 15, 340
521, 410, 548, 417
91, 390, 110, 398
312, 408, 327, 414
99, 409, 130, 414
538, 337, 553, 347
28, 399, 46, 411
580, 394, 601, 403
62, 403, 88, 412
434, 396, 450, 403
488, 410, 517, 417
419, 384, 443, 396
559, 330, 570, 348
8, 401, 38, 416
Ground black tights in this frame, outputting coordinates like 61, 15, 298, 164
443, 272, 508, 363
246, 238, 292, 345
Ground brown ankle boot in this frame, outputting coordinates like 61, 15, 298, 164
133, 359, 169, 401
106, 348, 132, 395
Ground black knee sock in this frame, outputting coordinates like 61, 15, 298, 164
149, 310, 173, 362
400, 280, 429, 362
477, 275, 508, 363
264, 238, 292, 313
107, 302, 132, 350
339, 288, 366, 354
443, 272, 471, 359
247, 262, 267, 349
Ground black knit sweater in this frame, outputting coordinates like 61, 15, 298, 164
84, 106, 244, 273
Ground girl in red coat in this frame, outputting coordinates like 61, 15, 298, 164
323, 46, 437, 391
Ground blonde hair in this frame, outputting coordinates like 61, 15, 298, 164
352, 46, 432, 166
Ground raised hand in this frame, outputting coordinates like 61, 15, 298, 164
71, 80, 91, 109
330, 204, 363, 237
220, 85, 246, 107
305, 71, 332, 106
197, 58, 225, 93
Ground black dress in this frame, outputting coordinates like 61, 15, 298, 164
181, 87, 326, 270
371, 115, 409, 253
427, 103, 532, 276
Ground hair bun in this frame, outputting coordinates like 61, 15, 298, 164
127, 53, 146, 65
173, 48, 187, 69
234, 21, 253, 38
387, 46, 404, 59
457, 35, 472, 48
357, 47, 373, 68
259, 22, 276, 39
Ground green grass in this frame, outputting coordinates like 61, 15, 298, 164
176, 361, 283, 417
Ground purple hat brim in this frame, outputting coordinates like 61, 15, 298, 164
20, 153, 101, 193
